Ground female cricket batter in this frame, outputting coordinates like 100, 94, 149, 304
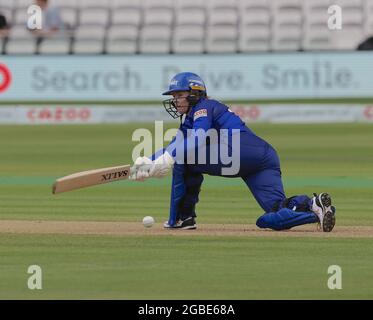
129, 72, 336, 232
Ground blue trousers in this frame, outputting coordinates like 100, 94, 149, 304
168, 143, 318, 230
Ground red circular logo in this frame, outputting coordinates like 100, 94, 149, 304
0, 64, 12, 93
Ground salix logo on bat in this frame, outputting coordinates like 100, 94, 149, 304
101, 170, 129, 181
0, 64, 12, 93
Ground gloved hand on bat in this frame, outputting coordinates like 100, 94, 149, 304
129, 151, 175, 182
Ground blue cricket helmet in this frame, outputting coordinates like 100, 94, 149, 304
162, 72, 207, 95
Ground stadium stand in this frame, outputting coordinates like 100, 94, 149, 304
0, 0, 373, 54
38, 34, 70, 53
106, 24, 138, 54
72, 24, 106, 54
139, 25, 172, 53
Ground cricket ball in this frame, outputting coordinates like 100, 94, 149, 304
142, 216, 155, 228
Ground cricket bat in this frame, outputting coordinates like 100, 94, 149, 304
52, 164, 131, 194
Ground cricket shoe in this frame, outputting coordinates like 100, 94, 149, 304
163, 217, 197, 230
311, 193, 336, 232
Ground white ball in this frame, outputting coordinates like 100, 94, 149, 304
142, 216, 155, 228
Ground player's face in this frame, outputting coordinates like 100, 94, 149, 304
172, 91, 190, 114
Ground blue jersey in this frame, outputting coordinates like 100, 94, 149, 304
178, 98, 263, 139
152, 98, 275, 177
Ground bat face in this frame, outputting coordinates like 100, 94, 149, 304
52, 164, 131, 194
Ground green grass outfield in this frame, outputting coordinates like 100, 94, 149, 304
0, 123, 373, 299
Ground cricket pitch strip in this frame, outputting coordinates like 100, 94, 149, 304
0, 220, 372, 238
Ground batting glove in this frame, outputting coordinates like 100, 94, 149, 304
149, 151, 175, 178
129, 156, 153, 182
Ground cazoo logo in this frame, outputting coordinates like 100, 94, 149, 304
0, 64, 12, 93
